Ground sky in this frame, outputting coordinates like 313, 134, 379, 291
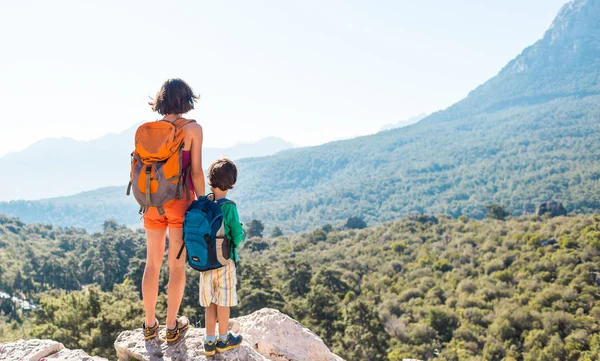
0, 0, 568, 156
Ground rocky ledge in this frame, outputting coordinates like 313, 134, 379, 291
0, 339, 107, 361
114, 308, 344, 361
1, 308, 422, 361
0, 308, 346, 361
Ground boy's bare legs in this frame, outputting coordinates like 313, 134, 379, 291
215, 304, 242, 351
166, 227, 187, 329
142, 228, 167, 327
217, 306, 230, 336
206, 303, 218, 336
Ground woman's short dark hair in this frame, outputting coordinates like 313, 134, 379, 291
149, 78, 199, 115
208, 158, 238, 191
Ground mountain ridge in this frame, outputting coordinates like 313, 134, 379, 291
0, 124, 295, 201
422, 0, 600, 124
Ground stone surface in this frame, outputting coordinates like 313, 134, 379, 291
115, 308, 345, 361
0, 339, 64, 361
0, 339, 107, 361
45, 348, 108, 360
231, 308, 344, 361
114, 327, 269, 361
1, 309, 349, 361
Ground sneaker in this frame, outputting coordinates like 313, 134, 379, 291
204, 339, 217, 356
165, 316, 190, 343
142, 318, 159, 340
216, 332, 243, 353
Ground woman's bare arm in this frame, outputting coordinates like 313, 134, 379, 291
189, 124, 206, 197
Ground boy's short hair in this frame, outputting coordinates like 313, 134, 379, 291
149, 78, 200, 115
208, 158, 238, 191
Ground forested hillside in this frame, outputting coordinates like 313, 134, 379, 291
1, 212, 599, 360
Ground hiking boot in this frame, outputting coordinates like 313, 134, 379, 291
216, 332, 243, 353
142, 318, 159, 340
166, 316, 190, 343
204, 339, 217, 356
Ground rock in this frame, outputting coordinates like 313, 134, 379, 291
1, 309, 347, 361
537, 200, 568, 217
115, 308, 344, 361
114, 327, 269, 361
539, 238, 557, 247
231, 308, 344, 361
0, 339, 107, 361
0, 339, 64, 361
45, 349, 108, 360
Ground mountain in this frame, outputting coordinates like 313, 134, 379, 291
379, 113, 428, 132
424, 0, 600, 120
2, 0, 600, 232
0, 126, 295, 201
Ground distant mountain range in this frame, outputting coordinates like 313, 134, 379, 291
379, 113, 428, 132
0, 125, 295, 201
1, 0, 600, 232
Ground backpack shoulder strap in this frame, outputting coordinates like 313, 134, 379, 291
173, 118, 196, 130
216, 199, 235, 239
217, 198, 236, 207
156, 118, 196, 129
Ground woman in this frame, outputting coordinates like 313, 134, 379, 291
141, 78, 205, 342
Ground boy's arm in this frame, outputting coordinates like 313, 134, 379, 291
223, 203, 245, 248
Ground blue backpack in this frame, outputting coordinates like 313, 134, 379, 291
177, 194, 233, 272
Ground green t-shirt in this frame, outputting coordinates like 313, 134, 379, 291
221, 202, 245, 262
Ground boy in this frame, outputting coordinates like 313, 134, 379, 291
202, 158, 245, 356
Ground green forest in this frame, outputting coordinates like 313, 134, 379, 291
1, 212, 599, 361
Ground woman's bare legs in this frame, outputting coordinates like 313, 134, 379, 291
166, 227, 187, 329
142, 228, 167, 327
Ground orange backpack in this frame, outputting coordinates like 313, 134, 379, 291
126, 118, 196, 215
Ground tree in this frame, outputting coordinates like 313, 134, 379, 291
280, 259, 312, 298
234, 262, 284, 317
271, 226, 283, 238
102, 219, 124, 232
426, 307, 459, 342
537, 200, 568, 218
485, 204, 509, 220
322, 224, 334, 233
246, 220, 265, 238
344, 216, 367, 230
336, 299, 390, 361
244, 238, 270, 253
311, 268, 351, 298
308, 229, 327, 243
304, 285, 342, 346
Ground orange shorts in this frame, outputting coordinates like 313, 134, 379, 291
143, 197, 194, 230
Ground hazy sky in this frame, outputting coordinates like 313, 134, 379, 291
0, 0, 568, 156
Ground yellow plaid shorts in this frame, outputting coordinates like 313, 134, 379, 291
199, 260, 238, 307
